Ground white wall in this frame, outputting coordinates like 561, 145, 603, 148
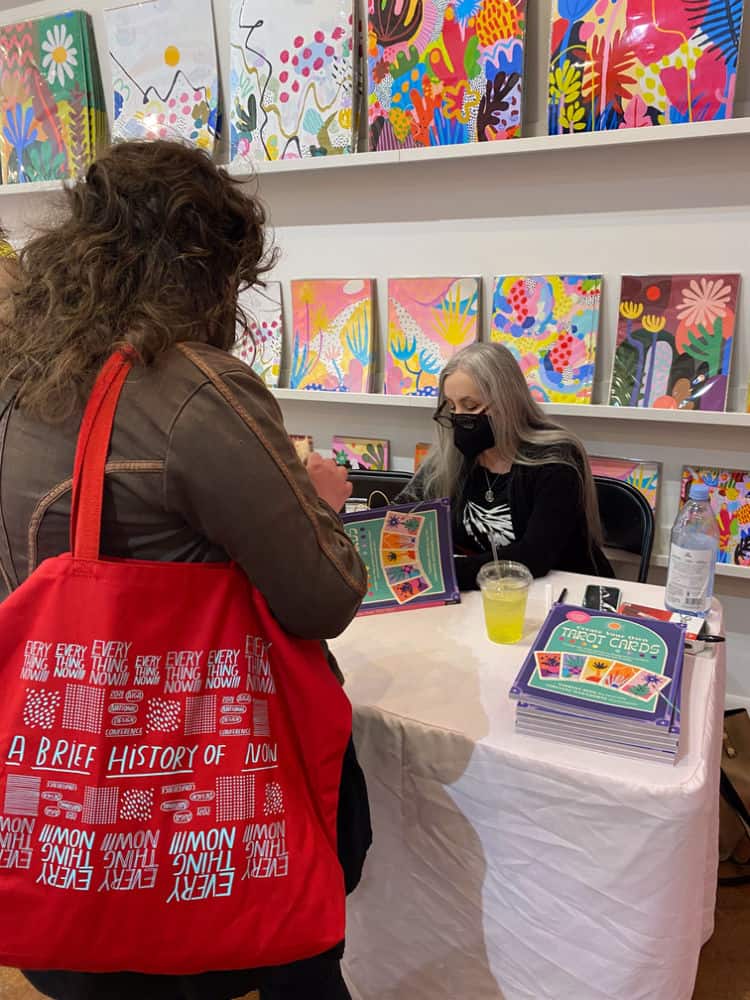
0, 0, 749, 701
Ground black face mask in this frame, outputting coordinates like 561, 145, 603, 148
453, 413, 495, 461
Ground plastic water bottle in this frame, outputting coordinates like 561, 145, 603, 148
665, 483, 719, 620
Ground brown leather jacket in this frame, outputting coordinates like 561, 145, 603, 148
0, 343, 367, 653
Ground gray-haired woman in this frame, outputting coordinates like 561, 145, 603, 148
396, 342, 614, 588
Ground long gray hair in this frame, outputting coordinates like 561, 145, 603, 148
422, 342, 603, 545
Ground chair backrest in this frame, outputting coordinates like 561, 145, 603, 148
347, 470, 413, 509
594, 475, 655, 583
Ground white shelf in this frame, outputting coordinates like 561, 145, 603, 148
226, 117, 750, 180
273, 389, 750, 427
0, 179, 67, 198
3, 118, 749, 196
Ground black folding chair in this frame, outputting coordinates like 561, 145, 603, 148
346, 470, 413, 509
594, 476, 655, 583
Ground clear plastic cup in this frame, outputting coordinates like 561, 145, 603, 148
477, 561, 533, 644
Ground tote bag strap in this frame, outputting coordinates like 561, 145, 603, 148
0, 392, 19, 590
69, 352, 133, 560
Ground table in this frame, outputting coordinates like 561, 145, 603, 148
331, 572, 726, 1000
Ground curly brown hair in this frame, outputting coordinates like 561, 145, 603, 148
0, 140, 275, 421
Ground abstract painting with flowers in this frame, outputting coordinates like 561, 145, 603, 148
681, 467, 750, 566
490, 275, 602, 403
332, 436, 390, 470
609, 274, 740, 411
105, 0, 220, 152
290, 279, 374, 392
548, 0, 744, 133
590, 456, 661, 511
230, 0, 356, 162
233, 281, 284, 388
368, 0, 527, 150
385, 277, 480, 396
0, 11, 106, 183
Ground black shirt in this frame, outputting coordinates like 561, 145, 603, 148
395, 452, 614, 590
453, 465, 516, 555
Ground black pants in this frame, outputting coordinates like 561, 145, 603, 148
24, 942, 350, 1000
23, 739, 371, 1000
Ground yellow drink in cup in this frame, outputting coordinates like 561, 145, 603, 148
477, 561, 532, 644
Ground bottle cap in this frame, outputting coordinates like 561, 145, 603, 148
689, 483, 710, 502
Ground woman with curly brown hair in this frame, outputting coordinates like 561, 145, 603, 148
0, 141, 369, 1000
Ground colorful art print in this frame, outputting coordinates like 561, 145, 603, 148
342, 499, 460, 614
385, 277, 480, 396
289, 434, 313, 462
490, 275, 602, 403
621, 670, 672, 701
535, 651, 561, 678
414, 443, 430, 470
681, 467, 750, 567
105, 0, 219, 151
580, 656, 612, 683
230, 0, 355, 162
332, 436, 390, 471
610, 274, 740, 411
368, 0, 526, 150
234, 282, 284, 388
384, 510, 423, 534
547, 0, 743, 133
381, 530, 418, 548
510, 605, 685, 728
589, 456, 660, 512
382, 547, 418, 565
290, 279, 374, 392
601, 662, 641, 690
560, 652, 585, 678
0, 12, 106, 184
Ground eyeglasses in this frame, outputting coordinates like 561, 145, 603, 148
433, 403, 488, 430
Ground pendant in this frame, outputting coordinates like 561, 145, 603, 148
485, 489, 495, 504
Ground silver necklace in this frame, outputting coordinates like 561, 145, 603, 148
483, 468, 503, 504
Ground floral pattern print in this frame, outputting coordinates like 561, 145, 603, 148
231, 0, 355, 161
548, 0, 744, 133
368, 0, 527, 150
491, 275, 602, 403
609, 274, 740, 411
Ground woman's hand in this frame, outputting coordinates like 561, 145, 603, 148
307, 453, 353, 512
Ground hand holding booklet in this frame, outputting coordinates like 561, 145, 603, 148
510, 604, 686, 763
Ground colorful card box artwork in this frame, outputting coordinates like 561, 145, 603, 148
230, 0, 356, 162
290, 279, 374, 392
342, 500, 460, 614
385, 277, 480, 396
105, 0, 220, 151
589, 456, 661, 512
414, 442, 430, 470
234, 282, 284, 388
332, 436, 389, 471
368, 0, 527, 150
0, 11, 106, 183
610, 275, 740, 411
548, 0, 744, 133
491, 275, 602, 403
511, 605, 685, 729
681, 467, 750, 567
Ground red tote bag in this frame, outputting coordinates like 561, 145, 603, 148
0, 352, 352, 974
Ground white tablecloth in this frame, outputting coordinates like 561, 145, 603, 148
331, 572, 726, 1000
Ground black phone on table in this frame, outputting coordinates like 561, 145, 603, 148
582, 584, 623, 613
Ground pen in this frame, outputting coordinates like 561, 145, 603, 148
557, 588, 568, 604
701, 635, 726, 644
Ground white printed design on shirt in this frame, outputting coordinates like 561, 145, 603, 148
463, 500, 515, 546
